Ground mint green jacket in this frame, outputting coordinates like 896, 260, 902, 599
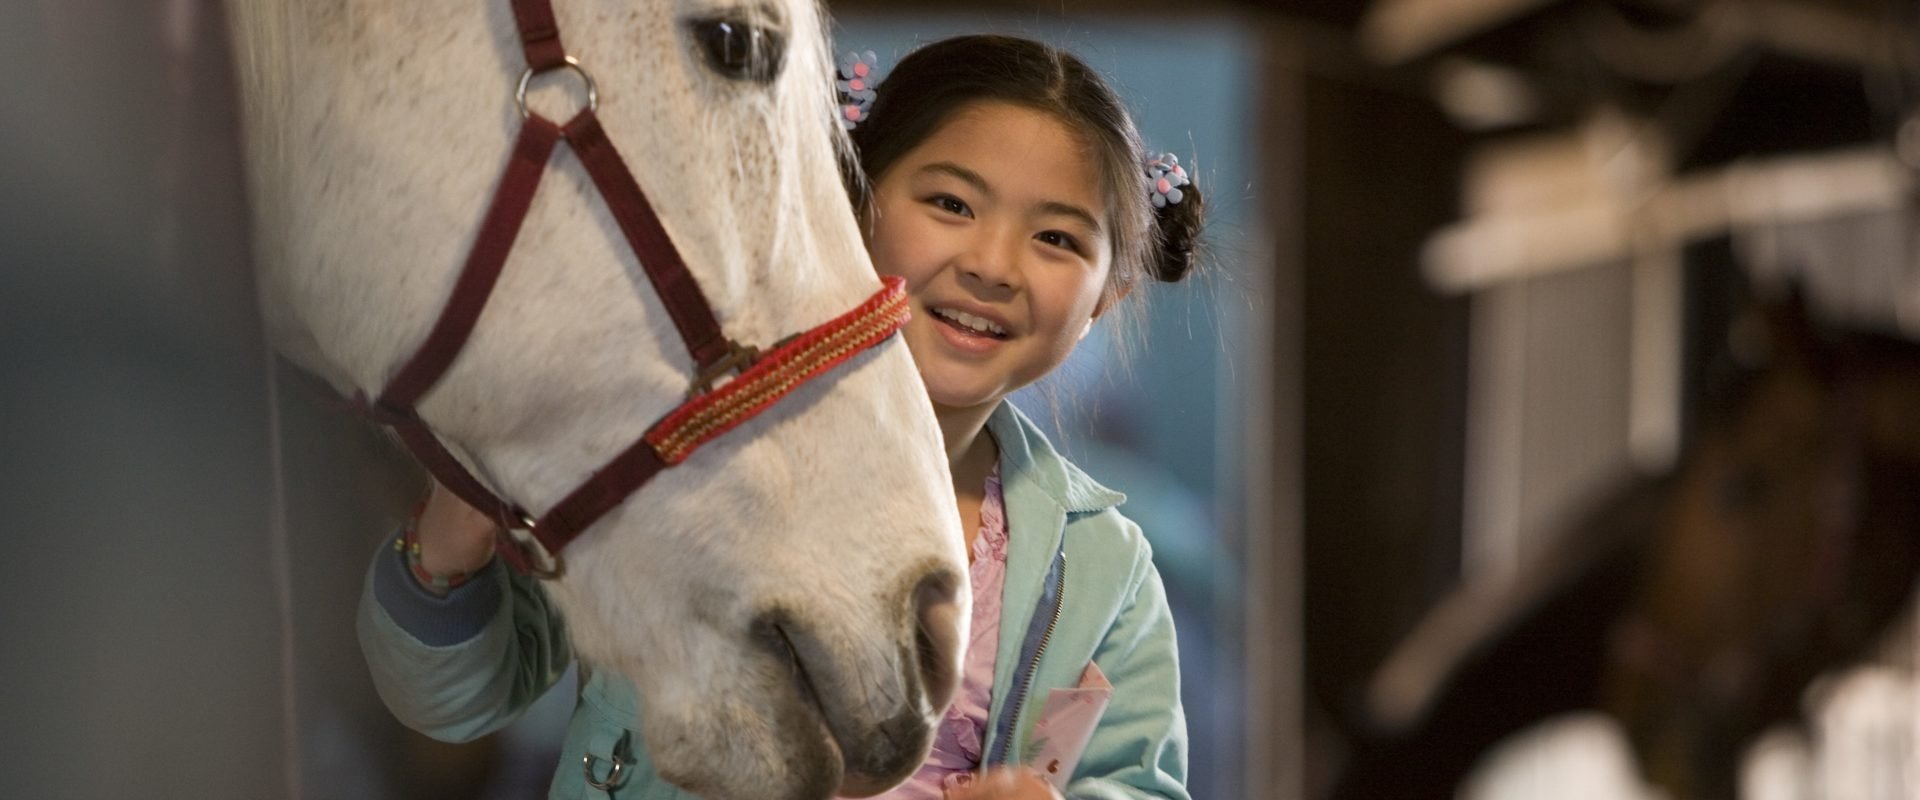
358, 401, 1189, 799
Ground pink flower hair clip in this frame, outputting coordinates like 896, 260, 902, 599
837, 50, 879, 130
1145, 152, 1189, 208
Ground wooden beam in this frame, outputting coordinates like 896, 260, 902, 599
1423, 146, 1912, 294
1358, 0, 1911, 70
1358, 0, 1565, 64
1743, 0, 1916, 71
1245, 16, 1307, 800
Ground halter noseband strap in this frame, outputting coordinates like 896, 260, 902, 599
354, 0, 909, 576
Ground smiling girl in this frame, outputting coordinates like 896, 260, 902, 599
844, 34, 1203, 800
358, 33, 1203, 800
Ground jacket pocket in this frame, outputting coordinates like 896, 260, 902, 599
1027, 661, 1114, 790
550, 698, 632, 799
552, 697, 696, 800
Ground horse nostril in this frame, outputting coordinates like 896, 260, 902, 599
912, 569, 964, 715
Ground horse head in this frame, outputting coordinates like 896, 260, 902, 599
1601, 290, 1920, 796
225, 2, 967, 797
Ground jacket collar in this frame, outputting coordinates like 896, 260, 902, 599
986, 401, 1126, 515
980, 399, 1126, 762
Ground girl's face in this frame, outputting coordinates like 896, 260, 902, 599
865, 101, 1116, 417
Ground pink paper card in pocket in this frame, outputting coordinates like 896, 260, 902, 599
1027, 661, 1113, 791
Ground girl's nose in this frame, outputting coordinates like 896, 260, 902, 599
958, 229, 1022, 295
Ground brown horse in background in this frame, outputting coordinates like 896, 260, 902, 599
1602, 291, 1920, 797
1332, 291, 1920, 799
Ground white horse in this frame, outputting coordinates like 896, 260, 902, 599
222, 1, 966, 797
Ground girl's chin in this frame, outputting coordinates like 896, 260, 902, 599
923, 384, 1003, 415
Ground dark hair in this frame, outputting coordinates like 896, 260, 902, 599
844, 35, 1205, 301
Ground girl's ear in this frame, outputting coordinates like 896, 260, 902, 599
1083, 280, 1132, 341
1091, 278, 1133, 321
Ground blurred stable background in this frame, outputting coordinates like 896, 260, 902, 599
4, 0, 1918, 798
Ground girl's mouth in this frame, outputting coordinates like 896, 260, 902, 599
928, 306, 1009, 340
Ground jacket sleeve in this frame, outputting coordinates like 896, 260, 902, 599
1064, 538, 1191, 800
355, 529, 574, 742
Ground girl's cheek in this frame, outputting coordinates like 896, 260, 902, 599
865, 238, 908, 279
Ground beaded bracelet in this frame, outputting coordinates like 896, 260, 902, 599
396, 503, 474, 592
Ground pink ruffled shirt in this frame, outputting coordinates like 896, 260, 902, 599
858, 466, 1009, 799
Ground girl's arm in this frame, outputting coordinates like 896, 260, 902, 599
355, 488, 574, 743
1062, 535, 1190, 800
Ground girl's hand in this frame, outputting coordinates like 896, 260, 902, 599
414, 480, 499, 582
944, 767, 1063, 800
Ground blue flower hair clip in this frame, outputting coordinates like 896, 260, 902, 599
1145, 152, 1190, 208
837, 50, 879, 130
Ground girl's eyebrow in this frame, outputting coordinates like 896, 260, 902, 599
918, 161, 1102, 235
918, 162, 994, 200
1035, 200, 1102, 237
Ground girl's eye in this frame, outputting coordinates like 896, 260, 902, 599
1037, 230, 1081, 253
928, 194, 971, 217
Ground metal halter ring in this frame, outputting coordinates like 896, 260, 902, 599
516, 55, 598, 119
583, 753, 628, 790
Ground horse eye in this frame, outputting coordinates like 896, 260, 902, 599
690, 18, 785, 83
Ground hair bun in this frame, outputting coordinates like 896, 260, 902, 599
1150, 176, 1204, 283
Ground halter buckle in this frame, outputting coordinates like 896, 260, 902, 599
689, 339, 761, 398
496, 525, 565, 580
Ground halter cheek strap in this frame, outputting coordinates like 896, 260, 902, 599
352, 0, 909, 576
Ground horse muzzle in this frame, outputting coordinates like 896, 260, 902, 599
752, 565, 966, 797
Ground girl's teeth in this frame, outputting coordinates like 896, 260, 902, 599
936, 307, 1006, 336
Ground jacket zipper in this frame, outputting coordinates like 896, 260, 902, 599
996, 551, 1066, 765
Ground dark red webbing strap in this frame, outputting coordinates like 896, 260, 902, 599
378, 116, 563, 409
511, 0, 567, 71
361, 114, 563, 533
391, 416, 525, 528
562, 110, 731, 369
530, 435, 671, 553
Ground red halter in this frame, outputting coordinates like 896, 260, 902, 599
353, 0, 908, 576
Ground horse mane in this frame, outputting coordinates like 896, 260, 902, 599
223, 1, 296, 182
776, 0, 856, 293
803, 3, 855, 169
